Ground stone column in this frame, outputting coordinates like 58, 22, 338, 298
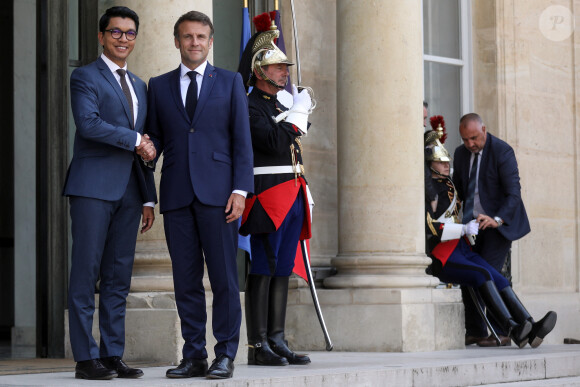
316, 0, 462, 352
330, 0, 430, 289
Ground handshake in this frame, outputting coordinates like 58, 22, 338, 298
136, 134, 156, 162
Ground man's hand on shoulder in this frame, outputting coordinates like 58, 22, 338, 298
225, 193, 246, 223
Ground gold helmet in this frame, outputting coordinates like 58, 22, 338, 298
238, 12, 294, 91
250, 29, 294, 89
425, 124, 451, 162
252, 29, 294, 68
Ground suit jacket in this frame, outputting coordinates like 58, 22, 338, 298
63, 57, 156, 203
453, 133, 530, 241
146, 63, 253, 213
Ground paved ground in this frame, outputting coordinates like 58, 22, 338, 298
0, 344, 580, 386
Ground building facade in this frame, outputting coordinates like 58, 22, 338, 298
1, 0, 579, 360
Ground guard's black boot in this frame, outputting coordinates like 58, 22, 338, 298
267, 276, 311, 365
245, 274, 289, 366
500, 286, 557, 348
479, 281, 532, 348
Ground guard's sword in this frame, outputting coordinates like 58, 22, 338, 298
290, 0, 329, 349
300, 240, 333, 351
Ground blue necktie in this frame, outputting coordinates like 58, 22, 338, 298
185, 71, 198, 121
462, 153, 479, 223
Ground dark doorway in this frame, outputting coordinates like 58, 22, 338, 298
0, 0, 15, 359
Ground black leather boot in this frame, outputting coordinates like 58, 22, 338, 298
245, 274, 289, 366
500, 286, 557, 348
267, 276, 311, 365
479, 281, 532, 348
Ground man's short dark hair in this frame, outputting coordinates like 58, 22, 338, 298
99, 6, 140, 33
459, 113, 483, 127
174, 11, 214, 39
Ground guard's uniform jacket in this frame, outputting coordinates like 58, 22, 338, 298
425, 176, 465, 266
240, 87, 311, 240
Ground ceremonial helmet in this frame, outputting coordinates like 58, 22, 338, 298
251, 29, 294, 84
425, 116, 451, 162
238, 12, 294, 91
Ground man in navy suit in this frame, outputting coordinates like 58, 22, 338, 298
453, 113, 531, 346
64, 6, 157, 380
146, 11, 253, 380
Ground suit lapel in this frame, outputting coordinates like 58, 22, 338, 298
97, 57, 134, 129
128, 71, 146, 133
479, 134, 493, 188
169, 67, 191, 123
458, 147, 470, 193
192, 63, 216, 126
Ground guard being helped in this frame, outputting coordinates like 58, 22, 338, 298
237, 18, 313, 366
424, 126, 557, 348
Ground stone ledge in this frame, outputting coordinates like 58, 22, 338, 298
286, 287, 464, 352
8, 346, 580, 386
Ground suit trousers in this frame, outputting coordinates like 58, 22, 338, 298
163, 198, 241, 360
461, 228, 512, 337
68, 167, 142, 361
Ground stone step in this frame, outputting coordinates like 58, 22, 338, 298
484, 376, 580, 386
2, 345, 580, 386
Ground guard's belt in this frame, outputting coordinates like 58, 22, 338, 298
253, 165, 303, 175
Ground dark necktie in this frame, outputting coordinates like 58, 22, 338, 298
462, 152, 479, 223
116, 69, 134, 128
185, 71, 198, 121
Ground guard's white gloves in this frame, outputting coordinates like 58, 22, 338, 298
462, 220, 479, 236
275, 85, 311, 134
291, 84, 312, 111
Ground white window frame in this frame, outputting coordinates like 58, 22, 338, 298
422, 0, 473, 138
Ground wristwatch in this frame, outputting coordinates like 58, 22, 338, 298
493, 216, 504, 227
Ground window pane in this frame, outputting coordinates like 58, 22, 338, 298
424, 61, 462, 149
423, 0, 461, 59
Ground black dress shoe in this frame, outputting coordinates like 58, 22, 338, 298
100, 356, 143, 378
166, 358, 208, 378
206, 354, 234, 379
75, 359, 117, 380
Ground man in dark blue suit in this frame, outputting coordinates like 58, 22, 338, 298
146, 11, 253, 380
453, 113, 531, 346
64, 6, 157, 380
